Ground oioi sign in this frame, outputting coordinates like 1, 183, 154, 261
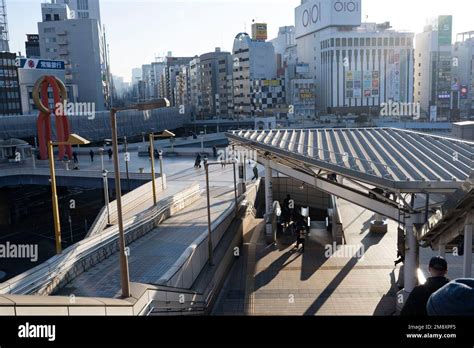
295, 0, 361, 39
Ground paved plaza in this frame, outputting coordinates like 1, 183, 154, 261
213, 196, 474, 316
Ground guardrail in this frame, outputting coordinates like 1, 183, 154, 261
0, 181, 263, 316
87, 175, 168, 237
0, 184, 201, 296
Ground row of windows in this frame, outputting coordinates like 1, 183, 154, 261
0, 81, 19, 87
0, 102, 21, 110
44, 27, 55, 33
0, 69, 17, 77
0, 91, 19, 99
0, 58, 15, 67
77, 0, 89, 11
44, 14, 61, 21
321, 36, 413, 50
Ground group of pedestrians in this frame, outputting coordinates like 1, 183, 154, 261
66, 148, 113, 169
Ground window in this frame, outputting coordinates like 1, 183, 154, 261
366, 38, 370, 46
44, 27, 55, 33
45, 14, 51, 21
378, 38, 382, 46
354, 38, 359, 46
78, 0, 89, 10
54, 14, 60, 21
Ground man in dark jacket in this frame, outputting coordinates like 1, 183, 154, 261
401, 257, 449, 316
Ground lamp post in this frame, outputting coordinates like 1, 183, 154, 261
204, 159, 239, 266
102, 169, 111, 224
47, 134, 91, 254
110, 98, 170, 298
149, 130, 175, 205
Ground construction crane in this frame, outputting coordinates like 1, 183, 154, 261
0, 0, 9, 52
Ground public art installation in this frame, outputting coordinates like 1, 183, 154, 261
33, 76, 72, 160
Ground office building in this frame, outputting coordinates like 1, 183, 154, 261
25, 34, 41, 58
251, 78, 286, 116
295, 0, 414, 115
189, 57, 202, 118
52, 0, 101, 22
452, 32, 474, 118
38, 2, 110, 110
164, 56, 193, 106
0, 52, 21, 115
414, 16, 453, 121
199, 48, 232, 117
232, 32, 277, 116
287, 63, 316, 120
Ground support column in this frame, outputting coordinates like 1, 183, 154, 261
463, 222, 473, 278
237, 160, 246, 196
404, 218, 418, 293
439, 243, 446, 258
264, 161, 274, 243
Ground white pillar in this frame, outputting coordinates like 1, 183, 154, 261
463, 223, 473, 278
439, 243, 446, 258
264, 161, 273, 241
404, 218, 418, 293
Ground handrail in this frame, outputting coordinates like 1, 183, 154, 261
0, 184, 201, 296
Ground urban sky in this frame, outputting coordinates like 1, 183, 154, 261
8, 0, 474, 82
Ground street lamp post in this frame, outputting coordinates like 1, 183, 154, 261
47, 134, 90, 254
204, 159, 239, 266
149, 131, 175, 204
149, 133, 157, 206
110, 98, 170, 298
102, 169, 111, 224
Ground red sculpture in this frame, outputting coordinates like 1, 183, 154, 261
33, 76, 72, 160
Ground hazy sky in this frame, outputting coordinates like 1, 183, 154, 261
8, 0, 474, 82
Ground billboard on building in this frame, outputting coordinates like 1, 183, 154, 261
252, 23, 268, 41
16, 58, 65, 70
295, 0, 362, 38
438, 15, 453, 46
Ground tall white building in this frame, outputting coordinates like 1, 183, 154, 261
414, 16, 453, 120
232, 32, 277, 116
52, 0, 101, 22
295, 0, 414, 115
38, 2, 110, 110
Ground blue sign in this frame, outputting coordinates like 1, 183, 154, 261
17, 58, 65, 70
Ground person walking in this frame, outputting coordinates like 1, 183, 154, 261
108, 148, 113, 160
194, 153, 202, 168
294, 217, 307, 253
72, 151, 78, 164
400, 257, 450, 316
89, 150, 94, 162
251, 164, 259, 181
